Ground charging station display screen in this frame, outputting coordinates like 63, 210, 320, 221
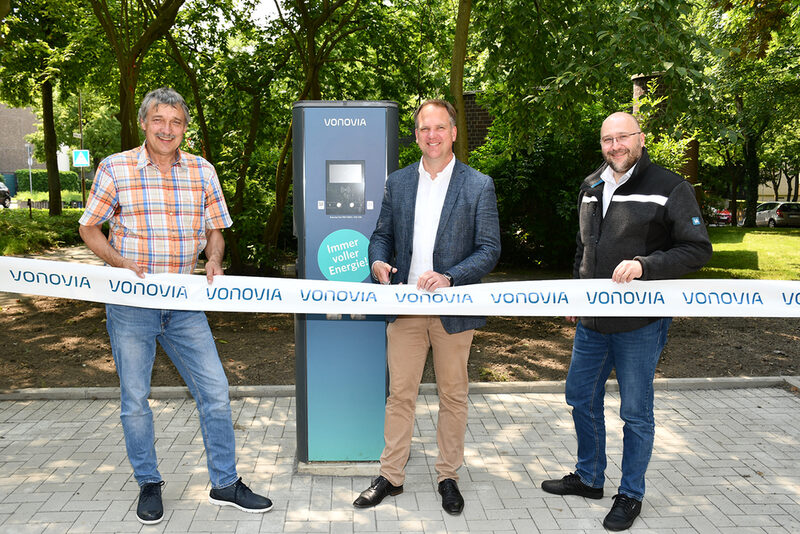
328, 163, 363, 183
326, 160, 365, 215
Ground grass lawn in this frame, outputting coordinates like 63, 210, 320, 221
13, 190, 85, 203
698, 226, 800, 280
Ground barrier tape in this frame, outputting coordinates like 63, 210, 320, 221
2, 256, 800, 317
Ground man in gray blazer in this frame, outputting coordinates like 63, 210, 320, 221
353, 99, 501, 515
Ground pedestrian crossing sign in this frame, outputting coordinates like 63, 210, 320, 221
72, 149, 90, 168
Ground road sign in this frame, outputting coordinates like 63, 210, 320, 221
72, 149, 90, 168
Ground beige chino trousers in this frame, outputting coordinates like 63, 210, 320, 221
379, 315, 474, 486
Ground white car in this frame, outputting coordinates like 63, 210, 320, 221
755, 202, 800, 227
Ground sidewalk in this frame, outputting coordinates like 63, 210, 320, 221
1, 379, 799, 533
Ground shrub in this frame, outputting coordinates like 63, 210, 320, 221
14, 169, 84, 193
470, 124, 600, 269
0, 208, 84, 255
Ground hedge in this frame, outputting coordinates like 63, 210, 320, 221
14, 169, 84, 193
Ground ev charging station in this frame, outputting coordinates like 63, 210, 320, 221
293, 101, 399, 463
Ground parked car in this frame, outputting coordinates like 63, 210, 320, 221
756, 201, 800, 227
710, 207, 732, 225
0, 182, 10, 208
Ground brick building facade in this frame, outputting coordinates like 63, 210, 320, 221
463, 91, 493, 152
0, 102, 45, 176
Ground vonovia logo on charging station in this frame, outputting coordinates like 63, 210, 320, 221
317, 229, 370, 282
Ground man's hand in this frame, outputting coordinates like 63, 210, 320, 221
121, 258, 145, 279
80, 223, 145, 278
416, 270, 451, 292
205, 259, 224, 285
611, 259, 643, 283
372, 260, 397, 284
565, 316, 577, 324
204, 229, 226, 285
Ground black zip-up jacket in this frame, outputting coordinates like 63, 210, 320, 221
574, 147, 712, 333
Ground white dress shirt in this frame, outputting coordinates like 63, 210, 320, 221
600, 162, 637, 217
407, 156, 455, 286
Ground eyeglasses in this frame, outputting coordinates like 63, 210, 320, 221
600, 131, 642, 147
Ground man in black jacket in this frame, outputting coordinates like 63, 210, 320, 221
541, 112, 712, 531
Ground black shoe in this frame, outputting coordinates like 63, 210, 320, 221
353, 476, 403, 508
209, 478, 273, 513
603, 493, 642, 531
438, 479, 464, 515
541, 473, 603, 499
136, 481, 165, 525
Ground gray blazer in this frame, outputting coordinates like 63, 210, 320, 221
369, 158, 501, 333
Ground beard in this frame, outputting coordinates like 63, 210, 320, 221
603, 146, 641, 174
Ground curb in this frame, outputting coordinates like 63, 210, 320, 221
0, 376, 796, 401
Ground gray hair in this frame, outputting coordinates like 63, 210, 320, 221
138, 87, 191, 125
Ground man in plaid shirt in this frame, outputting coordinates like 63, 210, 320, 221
79, 87, 272, 525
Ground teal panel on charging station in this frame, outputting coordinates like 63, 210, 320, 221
306, 315, 387, 460
293, 101, 398, 462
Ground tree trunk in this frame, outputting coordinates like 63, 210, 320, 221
742, 134, 760, 227
768, 166, 780, 200
450, 0, 471, 163
89, 0, 185, 151
165, 32, 214, 164
41, 79, 62, 216
225, 95, 263, 274
795, 172, 799, 202
263, 124, 293, 248
729, 163, 740, 226
785, 163, 793, 201
735, 94, 760, 227
0, 0, 9, 24
118, 65, 141, 150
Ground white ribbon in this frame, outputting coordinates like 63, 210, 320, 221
2, 256, 800, 317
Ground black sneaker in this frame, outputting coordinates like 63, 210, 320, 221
209, 478, 273, 513
136, 481, 165, 525
603, 493, 642, 531
541, 473, 603, 499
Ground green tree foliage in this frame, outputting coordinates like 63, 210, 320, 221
693, 0, 800, 225
474, 0, 706, 148
450, 0, 472, 162
88, 0, 185, 150
25, 90, 122, 169
9, 0, 793, 272
0, 0, 85, 215
464, 0, 705, 267
470, 104, 607, 268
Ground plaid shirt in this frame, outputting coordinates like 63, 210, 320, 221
79, 144, 232, 274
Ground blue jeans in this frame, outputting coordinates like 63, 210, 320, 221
105, 304, 238, 489
565, 318, 671, 501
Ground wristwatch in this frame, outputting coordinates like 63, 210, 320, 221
443, 273, 454, 286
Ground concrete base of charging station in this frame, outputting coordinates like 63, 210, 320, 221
295, 460, 380, 477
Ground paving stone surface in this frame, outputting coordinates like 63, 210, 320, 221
1, 387, 799, 533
